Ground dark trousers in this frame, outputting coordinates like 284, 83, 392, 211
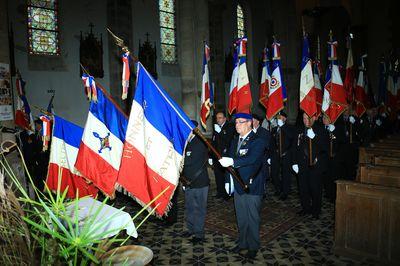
323, 156, 342, 201
185, 186, 208, 238
298, 168, 322, 216
271, 154, 292, 196
213, 163, 227, 197
234, 193, 262, 251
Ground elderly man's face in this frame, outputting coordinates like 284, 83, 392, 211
235, 118, 252, 136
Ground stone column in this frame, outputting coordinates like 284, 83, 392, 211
208, 0, 226, 113
179, 0, 209, 125
107, 0, 133, 113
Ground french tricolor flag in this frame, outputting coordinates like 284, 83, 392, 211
117, 62, 194, 216
266, 40, 284, 120
299, 35, 317, 117
46, 116, 98, 199
200, 43, 212, 129
259, 47, 270, 110
75, 87, 128, 197
322, 63, 347, 123
236, 37, 252, 113
313, 60, 323, 116
228, 42, 239, 114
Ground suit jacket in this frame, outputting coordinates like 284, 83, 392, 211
292, 124, 329, 174
271, 123, 296, 160
254, 126, 271, 180
226, 131, 265, 195
182, 136, 210, 188
212, 122, 235, 156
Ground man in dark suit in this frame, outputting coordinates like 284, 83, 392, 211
218, 113, 265, 259
341, 109, 360, 180
211, 111, 235, 199
270, 111, 296, 200
322, 114, 346, 202
182, 121, 210, 244
252, 114, 271, 197
292, 112, 329, 219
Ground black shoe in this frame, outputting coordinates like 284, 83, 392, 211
312, 214, 320, 220
274, 190, 281, 197
191, 237, 204, 245
231, 245, 246, 254
279, 194, 287, 201
245, 250, 257, 259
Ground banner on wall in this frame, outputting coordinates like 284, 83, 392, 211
0, 63, 13, 121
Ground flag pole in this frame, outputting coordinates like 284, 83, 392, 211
193, 127, 249, 192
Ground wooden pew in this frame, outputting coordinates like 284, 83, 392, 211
335, 181, 400, 264
358, 164, 400, 188
359, 147, 400, 164
373, 156, 400, 167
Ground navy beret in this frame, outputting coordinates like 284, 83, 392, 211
234, 113, 252, 120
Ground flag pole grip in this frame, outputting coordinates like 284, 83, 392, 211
193, 128, 249, 193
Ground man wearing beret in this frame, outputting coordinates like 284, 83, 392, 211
218, 113, 265, 259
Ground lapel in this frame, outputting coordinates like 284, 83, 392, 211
236, 131, 254, 156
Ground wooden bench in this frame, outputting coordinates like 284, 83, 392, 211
359, 147, 400, 164
335, 180, 400, 264
358, 164, 400, 188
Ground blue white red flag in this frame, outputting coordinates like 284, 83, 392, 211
200, 43, 212, 128
228, 42, 240, 114
259, 47, 270, 109
14, 73, 34, 131
235, 37, 252, 113
343, 37, 355, 104
322, 36, 347, 123
75, 87, 128, 197
354, 55, 368, 117
117, 62, 194, 216
299, 35, 317, 117
121, 52, 130, 100
81, 74, 98, 102
46, 115, 98, 199
266, 39, 284, 120
313, 60, 323, 116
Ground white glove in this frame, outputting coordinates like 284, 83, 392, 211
219, 157, 234, 167
360, 119, 363, 124
328, 124, 335, 132
292, 164, 299, 174
307, 128, 315, 139
376, 119, 382, 126
182, 185, 186, 191
349, 116, 356, 124
397, 115, 400, 120
267, 158, 271, 165
277, 119, 284, 127
225, 175, 234, 195
214, 124, 221, 133
208, 158, 213, 165
382, 112, 387, 118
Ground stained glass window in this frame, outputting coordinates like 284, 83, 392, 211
237, 4, 246, 39
159, 0, 177, 64
27, 0, 60, 55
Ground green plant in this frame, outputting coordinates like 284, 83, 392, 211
0, 141, 167, 265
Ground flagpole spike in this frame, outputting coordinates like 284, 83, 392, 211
329, 30, 333, 42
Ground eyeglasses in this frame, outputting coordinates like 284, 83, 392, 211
235, 119, 250, 124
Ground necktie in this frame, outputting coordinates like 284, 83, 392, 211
237, 137, 244, 153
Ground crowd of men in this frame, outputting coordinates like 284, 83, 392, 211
179, 106, 400, 259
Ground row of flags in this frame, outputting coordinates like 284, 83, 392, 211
46, 62, 195, 217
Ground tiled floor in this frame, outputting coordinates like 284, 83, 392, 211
113, 174, 375, 265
